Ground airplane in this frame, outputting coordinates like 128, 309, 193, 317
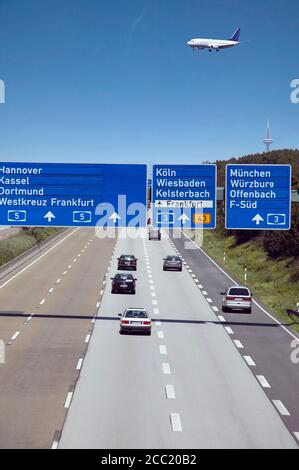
187, 27, 241, 52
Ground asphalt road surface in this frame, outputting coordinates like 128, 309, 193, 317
0, 228, 115, 449
0, 226, 21, 240
59, 230, 298, 449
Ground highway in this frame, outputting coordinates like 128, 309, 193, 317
58, 230, 298, 449
0, 228, 115, 448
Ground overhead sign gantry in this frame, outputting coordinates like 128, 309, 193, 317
152, 164, 217, 229
225, 164, 292, 230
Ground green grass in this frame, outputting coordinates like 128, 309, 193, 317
0, 228, 61, 268
185, 229, 299, 334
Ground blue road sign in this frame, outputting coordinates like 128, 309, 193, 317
0, 162, 147, 227
225, 164, 292, 230
152, 164, 217, 229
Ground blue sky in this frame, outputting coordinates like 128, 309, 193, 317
0, 0, 298, 165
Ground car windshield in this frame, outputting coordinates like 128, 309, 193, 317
125, 310, 147, 318
115, 274, 132, 280
229, 288, 250, 296
121, 255, 135, 261
166, 256, 180, 261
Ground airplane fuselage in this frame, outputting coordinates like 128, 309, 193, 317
187, 38, 239, 51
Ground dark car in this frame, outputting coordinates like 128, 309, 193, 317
111, 273, 136, 294
163, 255, 182, 271
117, 255, 137, 271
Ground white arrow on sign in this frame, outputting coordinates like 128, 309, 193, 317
44, 211, 56, 222
178, 213, 190, 225
252, 214, 264, 225
109, 212, 121, 224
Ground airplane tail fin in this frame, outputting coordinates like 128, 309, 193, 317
230, 27, 240, 42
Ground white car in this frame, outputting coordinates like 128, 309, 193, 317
119, 308, 152, 335
221, 286, 252, 313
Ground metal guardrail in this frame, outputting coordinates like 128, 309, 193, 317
217, 188, 299, 202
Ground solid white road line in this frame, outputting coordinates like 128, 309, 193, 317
256, 375, 271, 388
64, 392, 73, 409
165, 385, 176, 399
243, 355, 256, 366
162, 363, 171, 375
294, 432, 299, 442
170, 413, 183, 432
76, 358, 83, 371
159, 345, 168, 355
272, 400, 290, 416
0, 229, 79, 291
51, 440, 59, 450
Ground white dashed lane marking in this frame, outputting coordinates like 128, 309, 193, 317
225, 327, 234, 335
157, 331, 164, 339
64, 392, 73, 409
233, 340, 244, 349
85, 334, 91, 344
170, 413, 183, 432
11, 331, 20, 341
256, 375, 271, 388
162, 363, 171, 375
272, 400, 290, 416
159, 345, 168, 355
165, 385, 176, 399
243, 355, 256, 367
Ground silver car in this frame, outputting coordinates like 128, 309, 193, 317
221, 286, 252, 313
119, 308, 152, 335
149, 229, 161, 240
